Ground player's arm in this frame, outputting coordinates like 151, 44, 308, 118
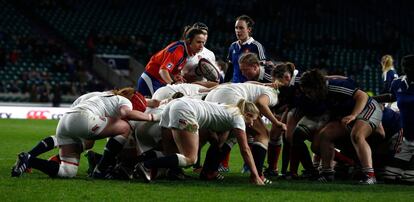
119, 105, 158, 121
255, 94, 286, 131
232, 128, 264, 185
159, 46, 185, 84
342, 89, 368, 125
145, 98, 161, 108
159, 69, 174, 84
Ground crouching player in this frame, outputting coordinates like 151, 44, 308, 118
134, 97, 265, 185
11, 88, 158, 178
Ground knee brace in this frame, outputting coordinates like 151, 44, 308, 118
57, 157, 79, 178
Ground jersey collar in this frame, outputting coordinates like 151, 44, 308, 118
237, 37, 254, 47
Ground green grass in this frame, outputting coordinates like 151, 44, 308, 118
1, 119, 414, 201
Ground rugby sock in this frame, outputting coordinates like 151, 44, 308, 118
28, 136, 57, 157
267, 143, 281, 171
137, 150, 164, 162
96, 135, 127, 172
28, 157, 60, 177
281, 140, 291, 175
251, 142, 267, 176
362, 167, 375, 177
334, 151, 355, 166
202, 144, 221, 172
193, 147, 202, 168
289, 146, 300, 176
298, 142, 314, 171
221, 151, 231, 168
313, 154, 321, 169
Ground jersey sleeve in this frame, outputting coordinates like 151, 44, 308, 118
232, 115, 246, 131
328, 79, 358, 97
262, 88, 279, 107
252, 41, 267, 61
118, 96, 133, 110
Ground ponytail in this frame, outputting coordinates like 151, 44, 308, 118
381, 55, 394, 72
112, 87, 135, 100
236, 99, 260, 116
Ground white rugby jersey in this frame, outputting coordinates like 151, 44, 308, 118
71, 91, 112, 107
205, 83, 279, 106
186, 47, 217, 69
174, 97, 245, 132
70, 95, 132, 117
152, 83, 207, 100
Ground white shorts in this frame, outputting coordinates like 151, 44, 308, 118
56, 111, 108, 145
394, 137, 414, 162
134, 121, 162, 153
160, 101, 199, 132
354, 99, 383, 130
205, 88, 242, 105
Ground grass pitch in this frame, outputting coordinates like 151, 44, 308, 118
0, 119, 413, 201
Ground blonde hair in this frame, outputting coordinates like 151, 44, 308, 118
238, 52, 260, 66
112, 87, 135, 100
381, 55, 394, 72
236, 99, 260, 116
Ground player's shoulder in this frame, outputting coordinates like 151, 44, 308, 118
166, 41, 185, 53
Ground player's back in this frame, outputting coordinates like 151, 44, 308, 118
71, 95, 131, 118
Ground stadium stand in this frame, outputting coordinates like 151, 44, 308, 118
1, 0, 414, 103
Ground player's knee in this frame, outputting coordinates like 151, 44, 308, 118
57, 161, 79, 178
351, 133, 364, 145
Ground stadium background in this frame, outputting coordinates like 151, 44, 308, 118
1, 0, 413, 106
1, 1, 414, 200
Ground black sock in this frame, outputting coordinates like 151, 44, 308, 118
144, 154, 179, 168
251, 143, 267, 176
137, 150, 161, 163
28, 136, 56, 157
193, 147, 202, 168
96, 136, 126, 172
29, 157, 60, 177
281, 139, 291, 174
298, 142, 314, 171
201, 144, 221, 173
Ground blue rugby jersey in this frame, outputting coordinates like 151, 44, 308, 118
227, 37, 267, 83
381, 107, 401, 141
326, 78, 372, 118
390, 76, 414, 140
381, 69, 398, 93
